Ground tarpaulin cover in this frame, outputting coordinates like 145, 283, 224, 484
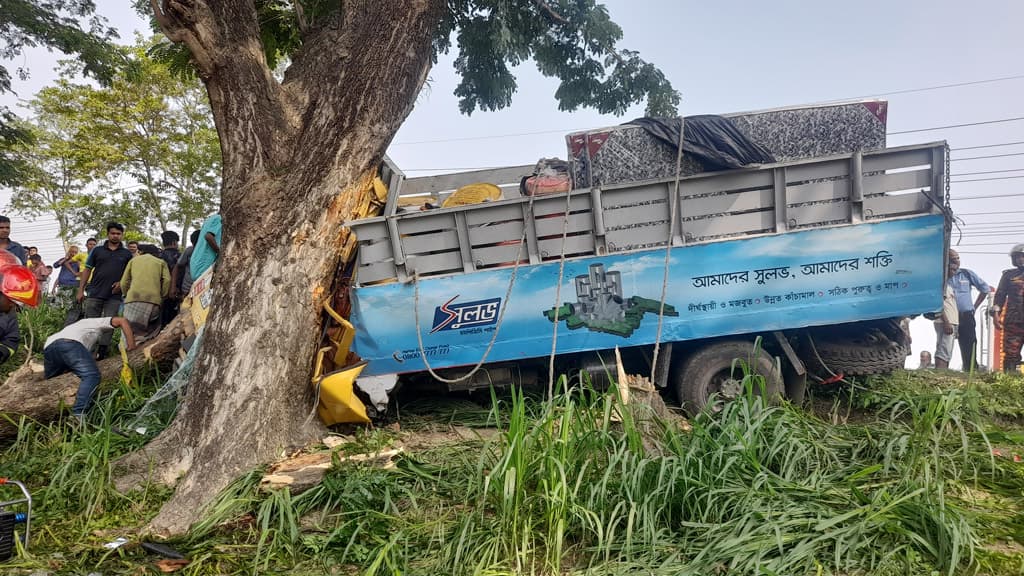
627, 115, 776, 170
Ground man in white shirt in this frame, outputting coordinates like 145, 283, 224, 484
44, 316, 136, 420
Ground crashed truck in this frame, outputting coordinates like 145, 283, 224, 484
315, 99, 950, 421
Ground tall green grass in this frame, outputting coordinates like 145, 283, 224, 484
0, 367, 175, 573
432, 379, 978, 575
4, 361, 1023, 575
166, 372, 1019, 576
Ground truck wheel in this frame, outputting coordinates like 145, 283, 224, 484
805, 338, 909, 377
674, 341, 783, 414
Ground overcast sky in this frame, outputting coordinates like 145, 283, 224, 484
2, 0, 1022, 369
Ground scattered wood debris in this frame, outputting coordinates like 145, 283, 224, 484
260, 440, 403, 494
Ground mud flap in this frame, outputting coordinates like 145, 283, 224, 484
772, 331, 806, 405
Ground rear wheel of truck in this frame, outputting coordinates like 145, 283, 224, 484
804, 337, 909, 377
674, 340, 783, 415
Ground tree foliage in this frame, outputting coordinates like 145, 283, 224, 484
0, 0, 120, 186
60, 40, 220, 235
143, 0, 679, 117
8, 37, 221, 242
5, 103, 92, 247
439, 0, 679, 116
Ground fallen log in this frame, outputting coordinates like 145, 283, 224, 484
0, 314, 189, 440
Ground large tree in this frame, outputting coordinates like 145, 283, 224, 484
0, 0, 118, 186
123, 0, 678, 535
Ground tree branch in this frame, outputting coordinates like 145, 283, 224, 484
150, 0, 215, 75
533, 0, 569, 25
147, 0, 300, 194
293, 0, 309, 34
278, 0, 444, 197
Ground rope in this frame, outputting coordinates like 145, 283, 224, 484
412, 192, 539, 384
806, 333, 900, 398
546, 186, 574, 400
650, 116, 686, 382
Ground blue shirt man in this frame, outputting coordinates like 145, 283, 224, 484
190, 213, 222, 280
946, 249, 991, 371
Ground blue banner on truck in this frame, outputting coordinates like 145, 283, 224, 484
351, 214, 945, 375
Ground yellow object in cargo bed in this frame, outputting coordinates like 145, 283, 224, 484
441, 182, 501, 208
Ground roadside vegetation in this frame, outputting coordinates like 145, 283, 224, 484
1, 320, 1022, 575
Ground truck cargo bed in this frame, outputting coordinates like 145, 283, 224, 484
348, 142, 949, 376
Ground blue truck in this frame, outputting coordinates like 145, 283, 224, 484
345, 131, 949, 413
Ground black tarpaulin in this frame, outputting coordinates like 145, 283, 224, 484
627, 115, 776, 170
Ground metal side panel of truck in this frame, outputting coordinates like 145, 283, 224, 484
348, 142, 949, 378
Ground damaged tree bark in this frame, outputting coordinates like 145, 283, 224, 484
0, 315, 187, 440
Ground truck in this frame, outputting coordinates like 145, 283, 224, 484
333, 104, 949, 415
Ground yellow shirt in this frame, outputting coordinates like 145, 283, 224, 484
72, 252, 88, 269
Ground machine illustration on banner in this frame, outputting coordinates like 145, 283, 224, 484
543, 263, 678, 337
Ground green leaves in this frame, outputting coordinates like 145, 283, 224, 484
9, 36, 221, 241
444, 0, 680, 117
140, 0, 679, 118
0, 0, 122, 186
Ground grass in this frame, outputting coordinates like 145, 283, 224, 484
0, 365, 176, 575
1, 361, 1023, 575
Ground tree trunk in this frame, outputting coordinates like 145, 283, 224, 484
130, 0, 443, 535
0, 315, 187, 439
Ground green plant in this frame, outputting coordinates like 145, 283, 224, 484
3, 367, 1023, 575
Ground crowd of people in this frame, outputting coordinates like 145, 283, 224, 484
916, 247, 1024, 373
0, 214, 222, 423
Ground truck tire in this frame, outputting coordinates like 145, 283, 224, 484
673, 341, 783, 415
804, 338, 909, 377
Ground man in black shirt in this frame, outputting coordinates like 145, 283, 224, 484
77, 222, 133, 359
159, 230, 181, 326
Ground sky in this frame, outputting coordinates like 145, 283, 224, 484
2, 0, 1023, 370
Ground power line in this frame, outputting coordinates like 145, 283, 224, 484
890, 116, 1024, 135
953, 192, 1024, 201
394, 130, 567, 145
957, 210, 1024, 216
951, 168, 1024, 177
960, 225, 1024, 231
401, 156, 1024, 174
951, 152, 1024, 162
960, 218, 1024, 223
961, 224, 1024, 231
953, 242, 1023, 247
951, 141, 1024, 151
842, 73, 1024, 100
403, 167, 506, 172
960, 231, 1024, 237
393, 115, 1024, 146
